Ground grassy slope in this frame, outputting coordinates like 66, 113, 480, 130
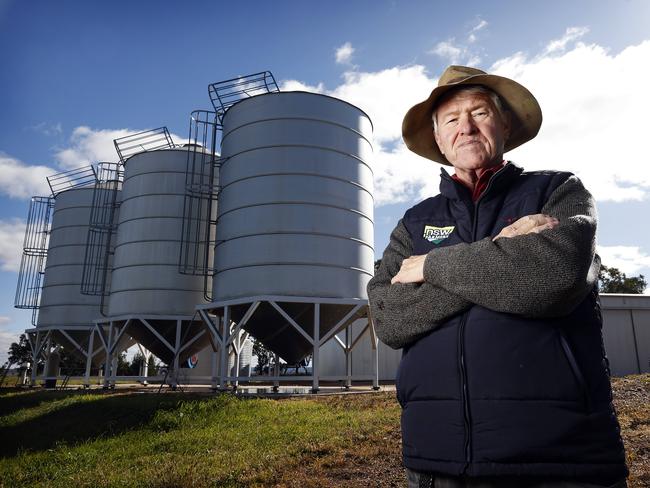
0, 376, 647, 488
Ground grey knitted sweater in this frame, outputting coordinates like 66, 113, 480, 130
367, 174, 601, 349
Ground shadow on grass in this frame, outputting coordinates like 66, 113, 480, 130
0, 389, 83, 416
0, 391, 211, 458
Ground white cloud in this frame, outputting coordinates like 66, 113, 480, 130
0, 218, 26, 273
0, 153, 54, 199
542, 26, 589, 57
331, 66, 435, 144
494, 39, 650, 202
31, 122, 63, 137
335, 42, 355, 65
431, 40, 464, 64
55, 126, 137, 168
430, 38, 482, 66
280, 79, 325, 92
55, 126, 186, 168
468, 19, 488, 43
597, 245, 650, 277
471, 19, 488, 33
430, 20, 487, 63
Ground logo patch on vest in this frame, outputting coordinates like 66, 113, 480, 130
423, 225, 455, 244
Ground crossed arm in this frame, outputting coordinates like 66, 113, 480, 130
367, 175, 600, 349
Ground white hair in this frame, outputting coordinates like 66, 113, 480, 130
432, 85, 507, 133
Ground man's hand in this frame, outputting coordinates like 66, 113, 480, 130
493, 214, 558, 241
390, 214, 558, 285
391, 254, 426, 285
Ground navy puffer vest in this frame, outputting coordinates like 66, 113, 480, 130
398, 163, 627, 481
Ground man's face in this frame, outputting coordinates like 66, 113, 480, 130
433, 91, 510, 171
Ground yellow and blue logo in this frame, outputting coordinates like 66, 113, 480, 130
423, 225, 455, 244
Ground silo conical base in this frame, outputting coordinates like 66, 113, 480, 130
96, 315, 211, 367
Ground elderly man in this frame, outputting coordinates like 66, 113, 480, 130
367, 66, 628, 487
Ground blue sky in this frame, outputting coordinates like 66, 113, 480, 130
1, 0, 649, 363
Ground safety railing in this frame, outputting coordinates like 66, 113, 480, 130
208, 71, 279, 121
80, 162, 124, 315
113, 127, 174, 164
179, 110, 224, 300
14, 196, 55, 325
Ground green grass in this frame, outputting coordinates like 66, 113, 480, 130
0, 389, 400, 487
3, 376, 646, 487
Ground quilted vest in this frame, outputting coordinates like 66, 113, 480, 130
398, 162, 627, 481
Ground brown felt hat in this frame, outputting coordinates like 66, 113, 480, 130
402, 65, 543, 165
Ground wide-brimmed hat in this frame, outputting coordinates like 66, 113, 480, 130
402, 65, 542, 165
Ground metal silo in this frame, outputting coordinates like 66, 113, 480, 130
15, 166, 120, 386
213, 91, 374, 301
101, 131, 213, 369
196, 75, 378, 392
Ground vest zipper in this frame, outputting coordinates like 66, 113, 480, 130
458, 312, 471, 471
450, 164, 510, 472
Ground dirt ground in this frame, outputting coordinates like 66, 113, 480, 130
276, 375, 650, 488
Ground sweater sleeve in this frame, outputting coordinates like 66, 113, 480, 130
422, 175, 600, 317
367, 219, 472, 349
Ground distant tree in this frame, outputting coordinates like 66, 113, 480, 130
8, 334, 32, 368
128, 352, 146, 376
599, 265, 647, 294
116, 352, 130, 375
252, 339, 272, 374
146, 354, 158, 376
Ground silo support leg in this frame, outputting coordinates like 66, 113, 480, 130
312, 303, 320, 393
103, 322, 114, 389
369, 319, 379, 390
211, 349, 219, 390
30, 331, 42, 387
232, 334, 240, 390
273, 353, 280, 392
84, 331, 94, 388
220, 309, 230, 390
345, 326, 352, 389
172, 319, 182, 389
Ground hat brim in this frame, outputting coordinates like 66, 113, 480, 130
402, 73, 542, 165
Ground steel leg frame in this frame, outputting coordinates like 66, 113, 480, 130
95, 315, 208, 388
196, 297, 373, 393
27, 329, 51, 386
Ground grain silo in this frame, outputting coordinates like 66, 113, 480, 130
15, 166, 129, 386
195, 72, 379, 391
94, 128, 214, 383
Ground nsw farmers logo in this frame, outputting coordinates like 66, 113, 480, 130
423, 225, 455, 244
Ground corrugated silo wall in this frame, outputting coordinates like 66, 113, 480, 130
213, 91, 374, 301
108, 148, 207, 316
38, 187, 102, 328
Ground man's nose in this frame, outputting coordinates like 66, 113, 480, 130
458, 115, 477, 134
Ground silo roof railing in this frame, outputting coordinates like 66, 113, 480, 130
113, 127, 175, 164
208, 71, 279, 122
46, 165, 97, 197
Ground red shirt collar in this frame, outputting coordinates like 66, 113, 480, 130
451, 161, 507, 202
